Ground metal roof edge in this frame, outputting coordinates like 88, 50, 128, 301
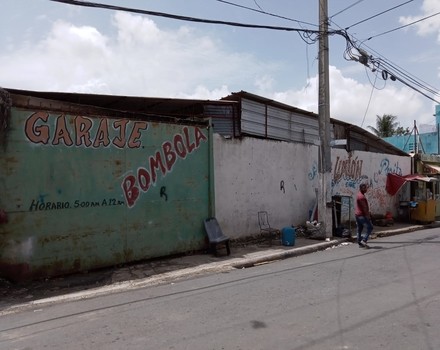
222, 90, 409, 157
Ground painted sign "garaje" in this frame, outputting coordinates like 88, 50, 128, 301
25, 112, 148, 149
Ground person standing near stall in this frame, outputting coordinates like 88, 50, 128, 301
355, 183, 373, 248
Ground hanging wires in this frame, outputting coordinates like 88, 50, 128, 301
366, 9, 440, 40
345, 0, 414, 30
50, 0, 439, 104
360, 70, 378, 128
215, 0, 318, 28
340, 24, 440, 101
50, 0, 348, 45
330, 0, 366, 20
215, 0, 320, 44
326, 16, 440, 106
351, 40, 440, 103
50, 0, 321, 33
253, 0, 264, 12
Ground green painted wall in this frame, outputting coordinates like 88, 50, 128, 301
0, 105, 211, 281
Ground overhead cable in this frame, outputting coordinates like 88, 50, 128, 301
50, 0, 439, 104
215, 0, 323, 44
345, 0, 414, 30
49, 0, 322, 33
333, 22, 440, 104
366, 10, 440, 40
360, 69, 378, 128
215, 0, 318, 27
363, 53, 440, 103
330, 0, 366, 20
253, 0, 264, 12
341, 26, 440, 98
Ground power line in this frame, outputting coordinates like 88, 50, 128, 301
49, 0, 321, 33
50, 0, 345, 46
369, 58, 440, 103
215, 0, 440, 106
360, 68, 378, 128
361, 50, 440, 104
216, 0, 434, 103
330, 18, 440, 105
355, 38, 440, 99
345, 0, 414, 30
215, 0, 318, 27
215, 0, 322, 44
50, 0, 439, 105
349, 33, 440, 97
330, 0, 365, 20
366, 10, 440, 40
253, 0, 264, 13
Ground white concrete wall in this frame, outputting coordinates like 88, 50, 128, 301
214, 134, 412, 239
214, 134, 319, 238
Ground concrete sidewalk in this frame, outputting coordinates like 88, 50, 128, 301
0, 221, 437, 313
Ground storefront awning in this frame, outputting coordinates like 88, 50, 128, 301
422, 163, 440, 174
386, 173, 437, 196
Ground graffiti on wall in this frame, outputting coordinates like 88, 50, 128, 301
308, 162, 318, 181
23, 112, 208, 210
29, 197, 124, 211
373, 158, 402, 182
122, 126, 207, 208
332, 154, 405, 214
25, 112, 148, 149
369, 158, 403, 209
333, 154, 367, 188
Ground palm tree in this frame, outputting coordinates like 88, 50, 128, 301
367, 114, 399, 137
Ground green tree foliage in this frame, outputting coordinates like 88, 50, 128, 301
394, 126, 411, 136
367, 114, 408, 137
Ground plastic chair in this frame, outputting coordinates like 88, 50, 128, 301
258, 211, 281, 245
203, 217, 231, 256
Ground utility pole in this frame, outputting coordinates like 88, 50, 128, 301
318, 0, 332, 239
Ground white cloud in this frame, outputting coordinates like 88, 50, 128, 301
0, 11, 435, 131
0, 11, 263, 98
176, 85, 231, 100
271, 66, 430, 129
254, 74, 275, 92
399, 0, 440, 39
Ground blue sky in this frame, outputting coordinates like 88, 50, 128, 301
1, 0, 439, 131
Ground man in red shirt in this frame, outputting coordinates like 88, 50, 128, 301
355, 183, 373, 248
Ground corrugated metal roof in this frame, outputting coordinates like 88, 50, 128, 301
4, 87, 409, 157
240, 98, 322, 145
204, 104, 239, 137
335, 120, 409, 157
224, 90, 409, 157
223, 90, 317, 118
5, 88, 237, 118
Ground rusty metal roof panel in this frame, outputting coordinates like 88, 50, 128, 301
204, 104, 239, 138
241, 98, 266, 137
241, 98, 323, 144
5, 88, 236, 118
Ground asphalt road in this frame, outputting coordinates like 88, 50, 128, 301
1, 229, 439, 350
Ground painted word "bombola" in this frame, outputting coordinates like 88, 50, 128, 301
25, 112, 148, 149
122, 126, 207, 208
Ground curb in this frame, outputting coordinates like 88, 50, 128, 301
2, 225, 435, 315
0, 239, 342, 315
374, 224, 428, 238
231, 239, 342, 268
